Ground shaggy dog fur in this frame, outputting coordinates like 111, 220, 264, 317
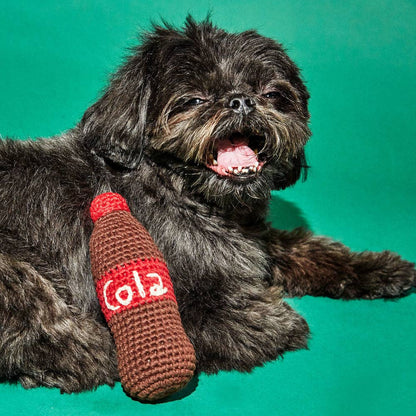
0, 17, 415, 393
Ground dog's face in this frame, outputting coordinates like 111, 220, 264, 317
81, 18, 311, 206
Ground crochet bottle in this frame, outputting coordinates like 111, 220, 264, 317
89, 192, 196, 401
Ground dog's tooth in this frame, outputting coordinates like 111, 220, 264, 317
209, 153, 219, 166
233, 168, 239, 175
249, 166, 256, 172
237, 166, 243, 173
228, 166, 234, 173
242, 168, 249, 174
254, 161, 259, 167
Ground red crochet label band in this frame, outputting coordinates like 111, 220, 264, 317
95, 258, 177, 322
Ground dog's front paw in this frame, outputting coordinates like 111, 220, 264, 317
191, 287, 309, 373
17, 316, 118, 393
19, 345, 118, 393
18, 364, 116, 394
350, 251, 415, 299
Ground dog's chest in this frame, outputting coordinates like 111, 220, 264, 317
133, 202, 270, 295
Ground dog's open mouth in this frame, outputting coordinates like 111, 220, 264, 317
206, 132, 265, 177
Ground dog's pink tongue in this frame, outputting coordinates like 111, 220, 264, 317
217, 138, 258, 168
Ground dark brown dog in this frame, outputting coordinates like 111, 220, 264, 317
0, 17, 414, 393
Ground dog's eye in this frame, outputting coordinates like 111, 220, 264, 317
185, 98, 207, 106
262, 91, 281, 99
185, 97, 207, 107
262, 90, 295, 112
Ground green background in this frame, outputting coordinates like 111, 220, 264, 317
0, 1, 415, 415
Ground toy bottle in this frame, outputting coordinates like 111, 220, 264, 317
89, 192, 196, 401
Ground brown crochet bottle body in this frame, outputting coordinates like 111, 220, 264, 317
89, 193, 196, 401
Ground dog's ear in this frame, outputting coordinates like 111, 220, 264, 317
272, 150, 309, 190
80, 52, 151, 169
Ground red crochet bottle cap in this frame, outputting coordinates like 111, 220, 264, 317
90, 192, 131, 223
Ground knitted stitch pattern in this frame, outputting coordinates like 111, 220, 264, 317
89, 193, 196, 401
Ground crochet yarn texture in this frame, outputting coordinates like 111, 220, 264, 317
89, 192, 196, 401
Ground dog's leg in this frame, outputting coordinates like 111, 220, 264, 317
183, 284, 309, 373
0, 252, 118, 392
267, 228, 415, 299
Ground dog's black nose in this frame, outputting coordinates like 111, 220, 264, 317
228, 96, 256, 115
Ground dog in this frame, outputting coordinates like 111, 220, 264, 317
0, 17, 414, 393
